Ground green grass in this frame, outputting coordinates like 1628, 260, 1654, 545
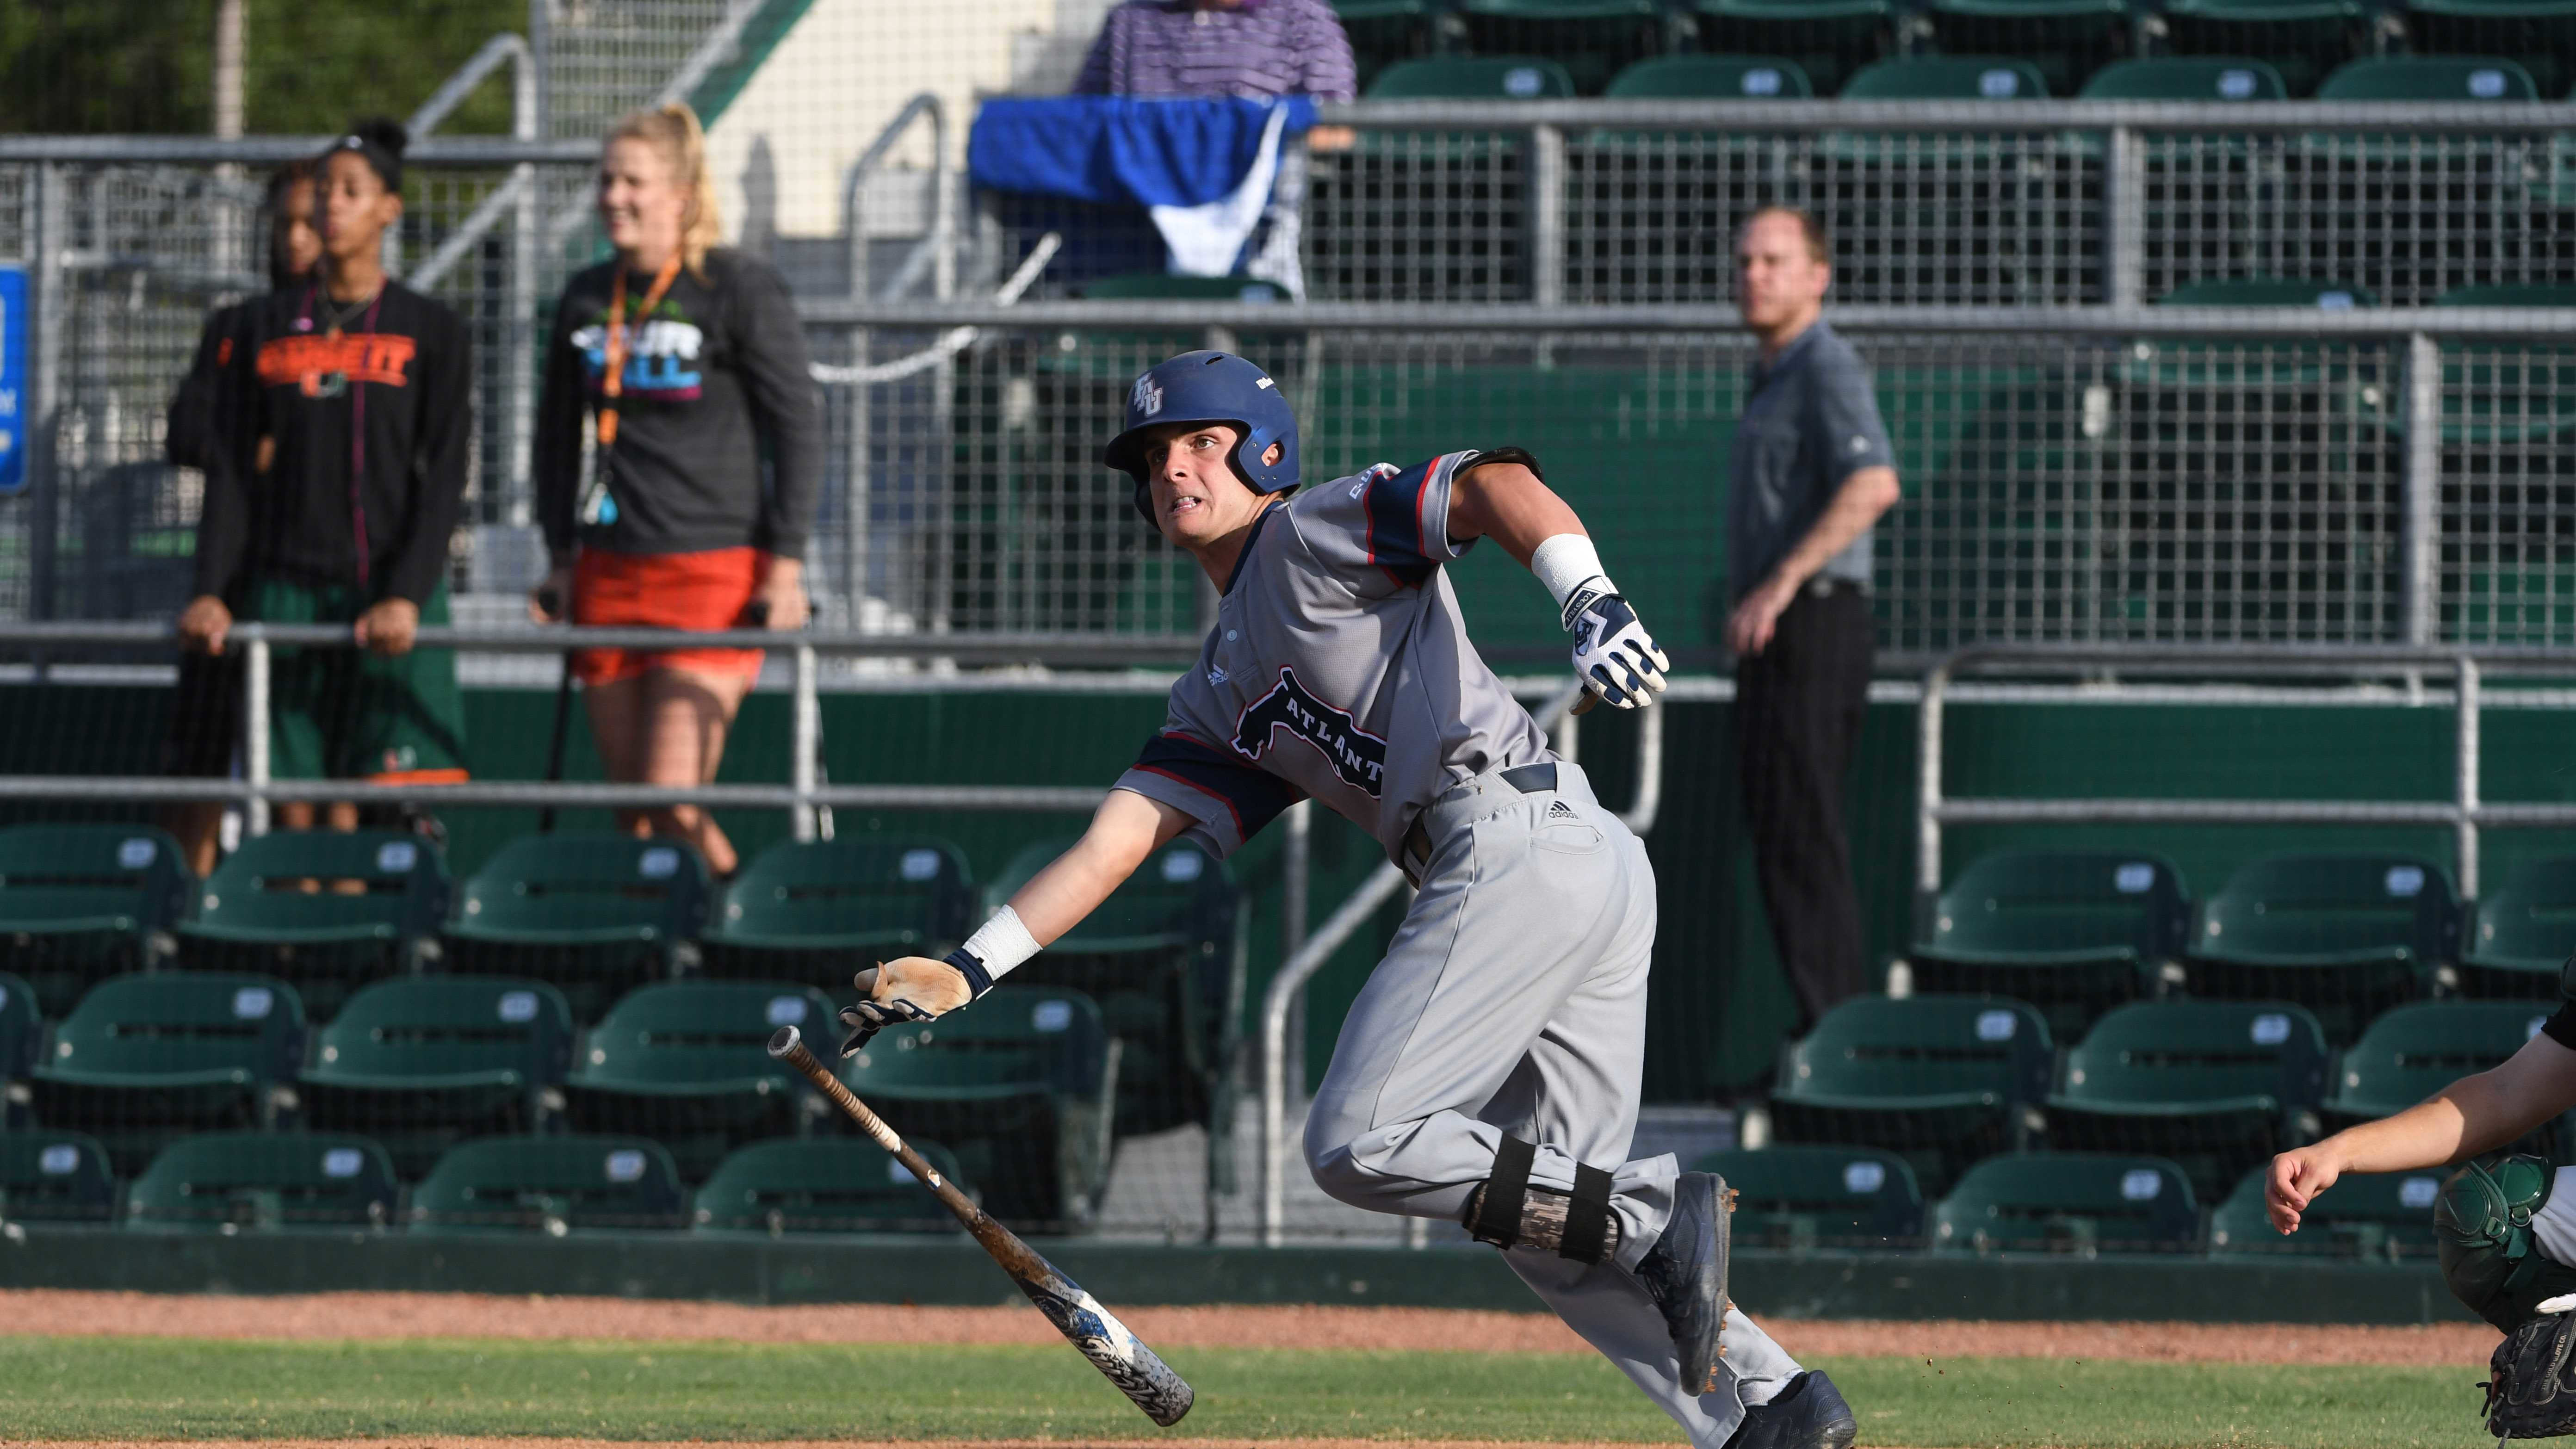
0, 1337, 2486, 1447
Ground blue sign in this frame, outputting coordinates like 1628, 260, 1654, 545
0, 266, 23, 495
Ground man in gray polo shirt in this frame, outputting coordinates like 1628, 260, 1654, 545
1724, 206, 1902, 1035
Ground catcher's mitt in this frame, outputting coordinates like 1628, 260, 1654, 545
2486, 1306, 2576, 1439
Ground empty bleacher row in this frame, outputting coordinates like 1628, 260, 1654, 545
1334, 0, 2576, 99
1721, 844, 2576, 1256
0, 822, 1245, 1235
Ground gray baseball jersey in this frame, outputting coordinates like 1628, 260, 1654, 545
1111, 449, 1553, 863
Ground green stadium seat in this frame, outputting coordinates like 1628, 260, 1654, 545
0, 823, 189, 1018
2124, 281, 2395, 467
298, 977, 574, 1179
1333, 0, 1440, 97
692, 1137, 970, 1235
409, 1133, 687, 1234
842, 985, 1117, 1232
0, 970, 38, 1090
985, 837, 1245, 1142
1930, 1152, 2201, 1253
1839, 55, 2050, 98
2044, 999, 2328, 1201
2075, 56, 2287, 98
1604, 54, 1814, 96
2206, 1162, 2445, 1257
2157, 278, 2375, 308
562, 981, 841, 1181
2156, 0, 2368, 96
2404, 0, 2576, 98
2317, 54, 2540, 99
444, 833, 711, 1025
1365, 54, 1579, 99
1454, 0, 1674, 96
2323, 999, 2566, 1156
2184, 853, 2458, 1046
1922, 0, 2134, 99
2415, 290, 2576, 456
1689, 0, 1895, 96
704, 836, 977, 992
2461, 855, 2576, 996
1767, 994, 2055, 1196
28, 972, 305, 1176
123, 1130, 398, 1232
1900, 850, 2192, 1041
1690, 1145, 1925, 1250
173, 830, 449, 1022
0, 1131, 117, 1223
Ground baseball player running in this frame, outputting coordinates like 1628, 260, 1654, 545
838, 351, 1855, 1449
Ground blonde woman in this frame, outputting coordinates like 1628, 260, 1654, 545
530, 103, 822, 877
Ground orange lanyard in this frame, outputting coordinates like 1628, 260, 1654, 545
597, 255, 681, 449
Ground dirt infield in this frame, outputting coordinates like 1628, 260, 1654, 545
0, 1289, 2496, 1364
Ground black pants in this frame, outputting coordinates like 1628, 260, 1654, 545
1735, 585, 1875, 1035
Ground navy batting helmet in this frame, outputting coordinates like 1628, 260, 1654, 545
1102, 350, 1300, 526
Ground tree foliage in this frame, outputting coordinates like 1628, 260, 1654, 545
0, 0, 528, 136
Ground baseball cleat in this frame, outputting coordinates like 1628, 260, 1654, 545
1635, 1170, 1731, 1393
1719, 1371, 1858, 1449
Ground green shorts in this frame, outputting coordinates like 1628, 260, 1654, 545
244, 576, 471, 782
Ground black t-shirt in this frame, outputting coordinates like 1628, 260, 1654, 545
532, 248, 821, 561
192, 280, 473, 605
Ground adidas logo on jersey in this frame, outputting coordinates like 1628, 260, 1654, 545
1548, 801, 1577, 819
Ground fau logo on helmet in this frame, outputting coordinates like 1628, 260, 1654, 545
1132, 376, 1164, 418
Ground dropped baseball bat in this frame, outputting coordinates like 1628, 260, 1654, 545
764, 1024, 1195, 1427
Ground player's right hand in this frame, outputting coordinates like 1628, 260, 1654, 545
1565, 585, 1670, 710
2265, 1144, 2344, 1235
838, 956, 978, 1056
177, 594, 234, 656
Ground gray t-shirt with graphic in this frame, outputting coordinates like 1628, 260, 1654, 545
1112, 450, 1554, 864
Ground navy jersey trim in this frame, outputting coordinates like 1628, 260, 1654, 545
1133, 731, 1302, 840
1365, 453, 1444, 589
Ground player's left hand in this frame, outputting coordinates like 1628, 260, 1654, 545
752, 554, 810, 631
839, 956, 977, 1055
1566, 586, 1669, 710
353, 597, 421, 657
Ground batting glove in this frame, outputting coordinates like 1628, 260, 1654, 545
1564, 581, 1671, 710
838, 950, 989, 1055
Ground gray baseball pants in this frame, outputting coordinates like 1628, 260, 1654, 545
1303, 761, 1803, 1447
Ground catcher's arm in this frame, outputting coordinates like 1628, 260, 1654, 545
840, 789, 1193, 1051
2267, 1029, 2576, 1233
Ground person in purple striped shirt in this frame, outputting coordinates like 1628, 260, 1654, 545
1074, 0, 1359, 108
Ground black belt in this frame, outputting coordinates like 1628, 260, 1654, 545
1400, 763, 1560, 882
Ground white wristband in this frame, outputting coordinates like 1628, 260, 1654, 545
960, 904, 1043, 984
1530, 533, 1615, 621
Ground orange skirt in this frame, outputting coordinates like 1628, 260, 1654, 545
571, 547, 767, 687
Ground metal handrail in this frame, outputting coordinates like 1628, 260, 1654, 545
0, 136, 598, 164
798, 299, 2576, 335
1914, 644, 2576, 903
1256, 677, 1664, 1245
843, 93, 950, 305
0, 620, 1204, 661
1318, 97, 2576, 132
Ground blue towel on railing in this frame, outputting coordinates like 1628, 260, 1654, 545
969, 96, 1317, 277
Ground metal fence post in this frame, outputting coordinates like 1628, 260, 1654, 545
26, 164, 65, 622
2404, 332, 2442, 646
1528, 123, 1565, 307
509, 40, 541, 531
2104, 125, 2143, 306
243, 633, 272, 837
1281, 797, 1311, 1099
1917, 659, 1951, 909
791, 642, 819, 842
2457, 653, 2481, 898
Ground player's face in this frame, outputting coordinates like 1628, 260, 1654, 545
275, 180, 321, 282
318, 153, 400, 266
1143, 422, 1268, 547
1734, 212, 1829, 333
598, 138, 691, 262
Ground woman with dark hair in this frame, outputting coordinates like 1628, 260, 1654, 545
530, 102, 821, 878
161, 158, 323, 873
179, 118, 475, 832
